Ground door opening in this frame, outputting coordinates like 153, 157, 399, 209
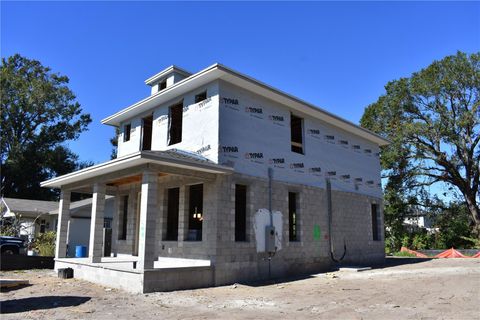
141, 115, 153, 151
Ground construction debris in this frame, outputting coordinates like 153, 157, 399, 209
400, 247, 428, 258
0, 279, 29, 289
434, 248, 468, 258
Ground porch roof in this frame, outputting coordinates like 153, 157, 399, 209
40, 150, 233, 189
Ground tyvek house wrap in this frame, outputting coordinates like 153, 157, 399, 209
218, 82, 383, 198
152, 91, 220, 163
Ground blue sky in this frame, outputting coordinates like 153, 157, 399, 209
2, 1, 479, 166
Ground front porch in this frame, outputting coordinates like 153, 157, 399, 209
55, 256, 214, 293
41, 150, 232, 292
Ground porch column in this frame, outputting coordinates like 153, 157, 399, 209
137, 170, 158, 270
88, 183, 106, 263
110, 190, 120, 257
178, 186, 189, 242
55, 190, 71, 258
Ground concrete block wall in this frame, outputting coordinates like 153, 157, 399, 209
108, 170, 384, 288
115, 185, 140, 255
330, 191, 385, 265
155, 174, 220, 260
111, 174, 221, 260
212, 172, 384, 285
143, 267, 214, 293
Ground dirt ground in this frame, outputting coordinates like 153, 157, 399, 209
1, 258, 479, 320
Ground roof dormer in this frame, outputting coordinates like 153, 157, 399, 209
145, 65, 191, 95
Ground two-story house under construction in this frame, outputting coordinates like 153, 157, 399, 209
42, 64, 389, 293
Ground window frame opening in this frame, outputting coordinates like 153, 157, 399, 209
371, 203, 380, 241
165, 187, 180, 241
195, 91, 207, 103
39, 219, 46, 234
141, 115, 153, 151
123, 123, 131, 142
187, 184, 203, 241
168, 102, 183, 146
104, 218, 112, 229
159, 80, 167, 91
288, 192, 298, 242
119, 195, 128, 240
290, 113, 304, 154
235, 184, 247, 242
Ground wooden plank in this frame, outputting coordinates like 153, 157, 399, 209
0, 279, 29, 288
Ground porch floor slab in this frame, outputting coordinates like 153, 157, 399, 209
55, 256, 215, 293
55, 256, 211, 272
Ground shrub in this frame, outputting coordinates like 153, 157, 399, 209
412, 233, 431, 250
34, 231, 56, 256
0, 224, 18, 236
401, 234, 411, 248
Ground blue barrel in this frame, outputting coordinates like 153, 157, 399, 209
75, 245, 87, 258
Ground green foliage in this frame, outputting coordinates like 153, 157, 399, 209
1, 54, 92, 200
384, 237, 395, 254
460, 236, 480, 248
401, 234, 411, 248
33, 231, 56, 256
411, 233, 430, 250
0, 224, 18, 236
110, 127, 120, 159
432, 202, 475, 249
0, 213, 23, 237
393, 251, 416, 257
361, 51, 480, 237
386, 201, 477, 251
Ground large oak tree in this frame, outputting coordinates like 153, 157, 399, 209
1, 54, 92, 200
361, 51, 480, 234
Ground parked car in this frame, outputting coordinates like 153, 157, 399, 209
0, 236, 27, 255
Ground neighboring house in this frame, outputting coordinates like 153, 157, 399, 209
41, 64, 389, 293
404, 210, 436, 232
0, 197, 114, 253
0, 197, 58, 242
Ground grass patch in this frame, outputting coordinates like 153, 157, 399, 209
392, 251, 417, 257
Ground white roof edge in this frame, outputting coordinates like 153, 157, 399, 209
102, 63, 389, 146
41, 152, 143, 188
1, 197, 11, 214
144, 65, 193, 85
41, 150, 233, 189
102, 63, 220, 126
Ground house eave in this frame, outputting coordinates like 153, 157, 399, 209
144, 65, 193, 86
102, 64, 220, 127
102, 63, 390, 147
40, 151, 234, 189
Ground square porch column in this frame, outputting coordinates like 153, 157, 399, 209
178, 186, 189, 242
110, 190, 120, 257
55, 190, 71, 258
88, 183, 106, 263
137, 170, 158, 270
